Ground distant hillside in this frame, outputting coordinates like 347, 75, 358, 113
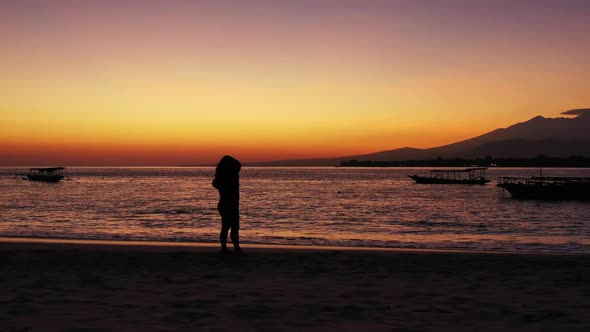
248, 109, 590, 166
340, 156, 590, 168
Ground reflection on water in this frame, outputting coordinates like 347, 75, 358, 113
1, 167, 589, 253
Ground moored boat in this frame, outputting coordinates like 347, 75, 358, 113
26, 167, 66, 183
497, 176, 590, 200
409, 167, 490, 185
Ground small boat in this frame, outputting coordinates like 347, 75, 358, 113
497, 176, 590, 200
26, 167, 66, 183
409, 167, 490, 185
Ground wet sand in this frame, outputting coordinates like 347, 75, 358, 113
1, 238, 589, 331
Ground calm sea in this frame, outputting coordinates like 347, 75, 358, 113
1, 167, 590, 253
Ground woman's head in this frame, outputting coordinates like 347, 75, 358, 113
216, 155, 242, 178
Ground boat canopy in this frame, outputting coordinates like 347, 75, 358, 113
430, 167, 487, 173
29, 167, 65, 172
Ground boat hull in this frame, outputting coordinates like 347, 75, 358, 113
409, 175, 490, 185
27, 174, 64, 183
498, 183, 590, 200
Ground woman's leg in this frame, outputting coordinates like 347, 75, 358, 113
220, 216, 230, 251
221, 206, 240, 252
230, 221, 240, 251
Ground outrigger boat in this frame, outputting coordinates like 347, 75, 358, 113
409, 167, 490, 185
25, 167, 66, 183
497, 176, 590, 200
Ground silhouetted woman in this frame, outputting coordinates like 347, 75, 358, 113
212, 155, 242, 254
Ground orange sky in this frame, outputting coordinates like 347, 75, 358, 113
1, 1, 589, 165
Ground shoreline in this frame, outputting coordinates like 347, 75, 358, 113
1, 236, 588, 256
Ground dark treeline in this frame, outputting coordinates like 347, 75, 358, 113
340, 156, 590, 167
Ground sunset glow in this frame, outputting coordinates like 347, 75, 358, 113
1, 0, 589, 165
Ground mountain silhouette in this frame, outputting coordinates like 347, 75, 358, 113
249, 110, 590, 166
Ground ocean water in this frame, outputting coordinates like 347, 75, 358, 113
1, 167, 590, 253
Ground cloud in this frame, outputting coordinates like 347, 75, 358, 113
561, 108, 590, 117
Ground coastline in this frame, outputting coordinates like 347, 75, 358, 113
2, 237, 589, 331
2, 236, 588, 256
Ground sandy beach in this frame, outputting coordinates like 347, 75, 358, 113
1, 238, 589, 331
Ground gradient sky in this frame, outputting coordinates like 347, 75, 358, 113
1, 0, 589, 165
